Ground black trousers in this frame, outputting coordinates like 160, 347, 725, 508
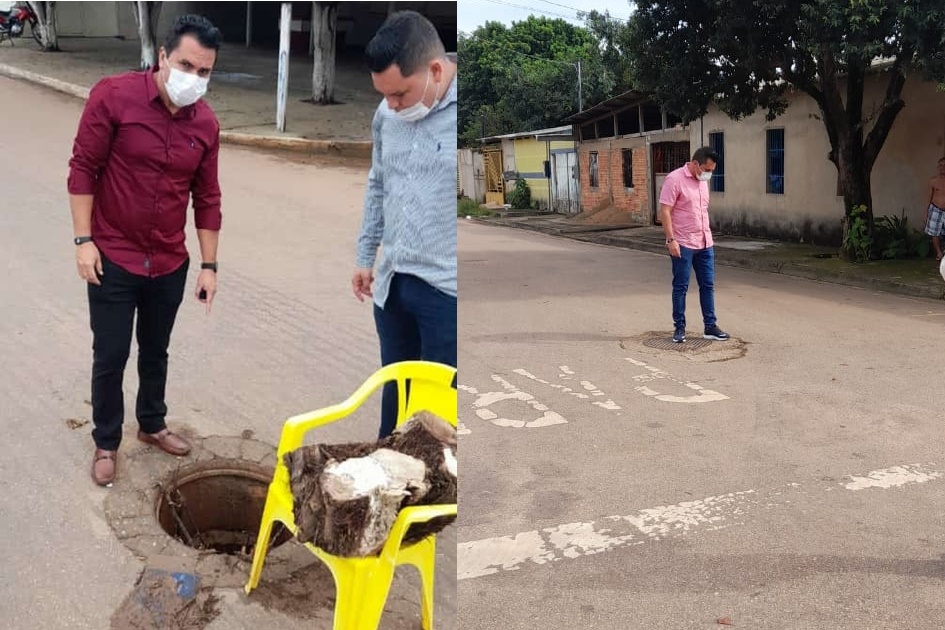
373, 273, 457, 438
88, 256, 188, 450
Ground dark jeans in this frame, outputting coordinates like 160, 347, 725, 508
88, 256, 189, 450
671, 245, 717, 330
373, 273, 457, 438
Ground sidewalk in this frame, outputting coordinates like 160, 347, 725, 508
476, 213, 945, 301
0, 37, 375, 157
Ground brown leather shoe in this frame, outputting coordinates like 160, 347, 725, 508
91, 449, 117, 486
137, 429, 191, 456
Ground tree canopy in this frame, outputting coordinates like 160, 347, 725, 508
628, 0, 945, 255
458, 14, 632, 146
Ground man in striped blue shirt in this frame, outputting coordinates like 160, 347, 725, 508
354, 11, 457, 438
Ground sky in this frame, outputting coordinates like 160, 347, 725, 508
457, 0, 635, 35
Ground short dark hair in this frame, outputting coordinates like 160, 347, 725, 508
692, 146, 720, 165
164, 14, 222, 54
365, 10, 446, 76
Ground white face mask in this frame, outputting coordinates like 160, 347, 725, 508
698, 171, 712, 182
395, 71, 439, 122
165, 66, 209, 107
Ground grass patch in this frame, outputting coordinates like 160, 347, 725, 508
457, 197, 496, 218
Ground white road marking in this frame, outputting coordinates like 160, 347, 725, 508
461, 357, 726, 432
843, 464, 943, 490
624, 357, 729, 403
458, 463, 941, 580
460, 374, 568, 430
515, 368, 620, 409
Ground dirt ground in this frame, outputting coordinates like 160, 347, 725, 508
0, 36, 379, 141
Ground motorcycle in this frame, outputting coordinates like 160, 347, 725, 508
0, 1, 42, 46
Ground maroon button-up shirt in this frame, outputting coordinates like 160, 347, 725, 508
67, 67, 222, 277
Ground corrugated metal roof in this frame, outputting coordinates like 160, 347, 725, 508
564, 90, 654, 125
480, 125, 573, 143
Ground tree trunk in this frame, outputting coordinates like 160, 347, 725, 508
809, 50, 909, 260
310, 1, 338, 104
28, 1, 59, 51
837, 152, 874, 261
132, 1, 163, 69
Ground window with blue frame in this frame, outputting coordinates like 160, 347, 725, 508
766, 128, 785, 194
708, 132, 725, 193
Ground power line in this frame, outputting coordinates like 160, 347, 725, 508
535, 0, 630, 22
479, 0, 580, 22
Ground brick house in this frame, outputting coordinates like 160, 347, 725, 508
565, 91, 689, 224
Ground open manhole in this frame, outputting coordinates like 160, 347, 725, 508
156, 460, 293, 556
643, 336, 714, 351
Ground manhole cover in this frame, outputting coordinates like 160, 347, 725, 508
156, 460, 293, 556
643, 336, 714, 351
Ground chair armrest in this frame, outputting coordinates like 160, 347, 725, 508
379, 503, 457, 562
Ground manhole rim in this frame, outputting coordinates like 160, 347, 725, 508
154, 458, 292, 554
104, 433, 316, 589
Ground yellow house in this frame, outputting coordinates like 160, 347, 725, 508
479, 126, 579, 211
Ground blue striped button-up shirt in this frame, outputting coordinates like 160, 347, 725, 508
356, 73, 458, 308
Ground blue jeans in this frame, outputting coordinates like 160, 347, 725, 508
671, 246, 717, 330
373, 273, 457, 438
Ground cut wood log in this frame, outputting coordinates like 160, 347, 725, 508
386, 411, 458, 545
283, 410, 457, 556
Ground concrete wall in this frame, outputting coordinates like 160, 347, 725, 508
52, 2, 456, 52
694, 74, 945, 244
578, 130, 688, 224
55, 2, 200, 40
458, 149, 485, 202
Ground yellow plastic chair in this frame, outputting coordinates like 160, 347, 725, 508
244, 360, 458, 630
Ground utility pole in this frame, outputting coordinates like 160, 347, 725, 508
576, 59, 583, 112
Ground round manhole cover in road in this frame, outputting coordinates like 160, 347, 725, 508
642, 336, 714, 351
625, 331, 747, 362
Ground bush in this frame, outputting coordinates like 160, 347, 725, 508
843, 205, 872, 262
457, 196, 495, 218
873, 211, 932, 259
507, 178, 531, 210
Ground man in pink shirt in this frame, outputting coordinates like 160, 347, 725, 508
658, 147, 730, 344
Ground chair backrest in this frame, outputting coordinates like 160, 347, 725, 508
389, 361, 457, 429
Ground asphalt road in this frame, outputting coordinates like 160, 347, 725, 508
457, 220, 945, 630
0, 75, 455, 630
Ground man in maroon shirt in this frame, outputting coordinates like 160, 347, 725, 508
67, 15, 223, 486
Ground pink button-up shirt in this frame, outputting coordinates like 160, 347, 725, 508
659, 164, 713, 249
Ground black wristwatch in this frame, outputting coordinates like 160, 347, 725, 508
74, 236, 93, 246
201, 262, 218, 272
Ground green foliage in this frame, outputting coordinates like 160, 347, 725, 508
872, 212, 934, 259
874, 213, 911, 259
458, 16, 625, 147
914, 232, 932, 259
457, 197, 495, 217
507, 179, 532, 210
627, 1, 945, 125
843, 205, 873, 262
627, 1, 945, 236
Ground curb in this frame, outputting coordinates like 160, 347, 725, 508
0, 63, 372, 159
0, 62, 90, 99
478, 218, 945, 301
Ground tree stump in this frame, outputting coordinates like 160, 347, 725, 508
284, 411, 457, 557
